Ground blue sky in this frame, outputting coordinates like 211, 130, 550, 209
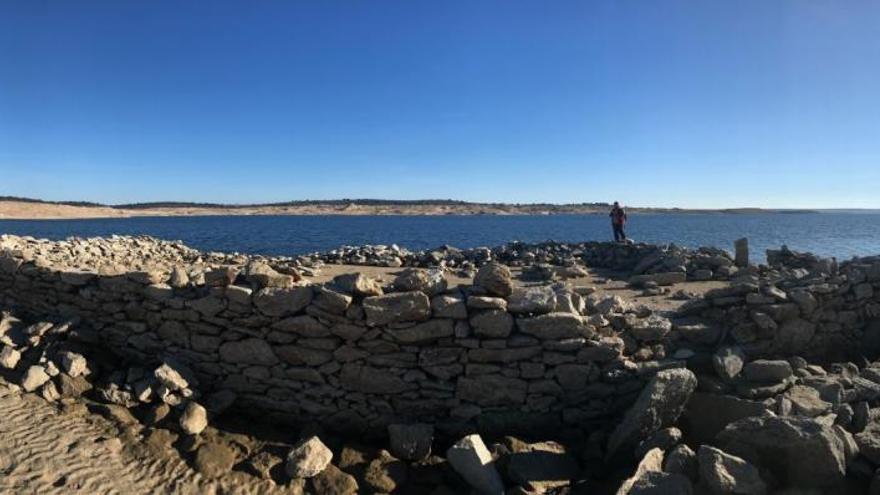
1, 1, 878, 208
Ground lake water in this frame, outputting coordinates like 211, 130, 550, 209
1, 213, 879, 262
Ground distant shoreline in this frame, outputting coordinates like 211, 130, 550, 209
0, 198, 829, 220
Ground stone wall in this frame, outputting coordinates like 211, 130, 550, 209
0, 240, 669, 438
679, 254, 880, 362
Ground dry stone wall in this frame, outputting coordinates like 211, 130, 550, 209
0, 236, 672, 437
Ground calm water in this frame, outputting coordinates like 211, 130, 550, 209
1, 213, 879, 262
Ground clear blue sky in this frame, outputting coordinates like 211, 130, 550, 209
1, 1, 878, 208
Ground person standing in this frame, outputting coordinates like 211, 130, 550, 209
610, 201, 628, 242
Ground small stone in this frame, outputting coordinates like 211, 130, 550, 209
0, 346, 21, 369
179, 401, 208, 435
286, 436, 333, 479
388, 423, 433, 461
21, 365, 51, 392
698, 445, 766, 494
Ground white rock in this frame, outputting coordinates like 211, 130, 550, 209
179, 401, 208, 435
285, 436, 333, 478
59, 351, 89, 377
21, 365, 51, 392
0, 346, 21, 369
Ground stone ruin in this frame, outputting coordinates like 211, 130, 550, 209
1, 233, 880, 493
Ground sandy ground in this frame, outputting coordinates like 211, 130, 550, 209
0, 200, 771, 220
0, 384, 294, 494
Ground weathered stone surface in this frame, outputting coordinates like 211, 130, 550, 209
457, 375, 528, 406
333, 273, 383, 297
180, 401, 208, 435
507, 286, 557, 314
517, 313, 595, 340
0, 345, 21, 369
713, 346, 745, 381
272, 315, 331, 337
286, 436, 333, 479
340, 364, 410, 394
697, 445, 766, 495
312, 287, 352, 314
363, 291, 431, 326
717, 416, 848, 489
469, 310, 514, 338
446, 434, 505, 495
629, 315, 673, 341
194, 441, 237, 478
388, 423, 433, 461
219, 338, 279, 366
607, 369, 697, 461
362, 450, 407, 493
785, 385, 832, 417
617, 448, 693, 495
431, 293, 467, 319
386, 319, 454, 344
154, 361, 193, 391
774, 318, 815, 353
310, 464, 358, 495
855, 422, 880, 464
474, 262, 514, 297
505, 442, 579, 492
21, 365, 51, 392
253, 287, 313, 317
742, 360, 793, 383
393, 268, 447, 296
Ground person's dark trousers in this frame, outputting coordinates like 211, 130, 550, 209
613, 224, 626, 242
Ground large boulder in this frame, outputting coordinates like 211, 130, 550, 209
607, 369, 697, 461
505, 441, 580, 492
697, 445, 766, 494
716, 416, 849, 489
628, 315, 673, 341
474, 262, 514, 297
446, 434, 505, 495
680, 393, 769, 445
286, 436, 333, 479
363, 291, 431, 326
616, 448, 692, 495
470, 309, 514, 338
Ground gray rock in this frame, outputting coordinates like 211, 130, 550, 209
517, 313, 595, 340
219, 338, 279, 366
507, 286, 557, 314
457, 375, 528, 406
713, 346, 746, 381
446, 434, 505, 495
607, 369, 697, 461
505, 442, 579, 493
774, 318, 815, 353
742, 360, 793, 383
393, 268, 447, 296
194, 441, 237, 478
431, 293, 468, 319
253, 286, 313, 317
716, 416, 848, 489
629, 315, 673, 341
286, 436, 333, 479
697, 445, 766, 494
617, 448, 692, 495
629, 272, 687, 287
340, 364, 410, 394
363, 291, 431, 326
386, 319, 454, 344
470, 310, 514, 338
664, 444, 698, 480
388, 423, 433, 461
